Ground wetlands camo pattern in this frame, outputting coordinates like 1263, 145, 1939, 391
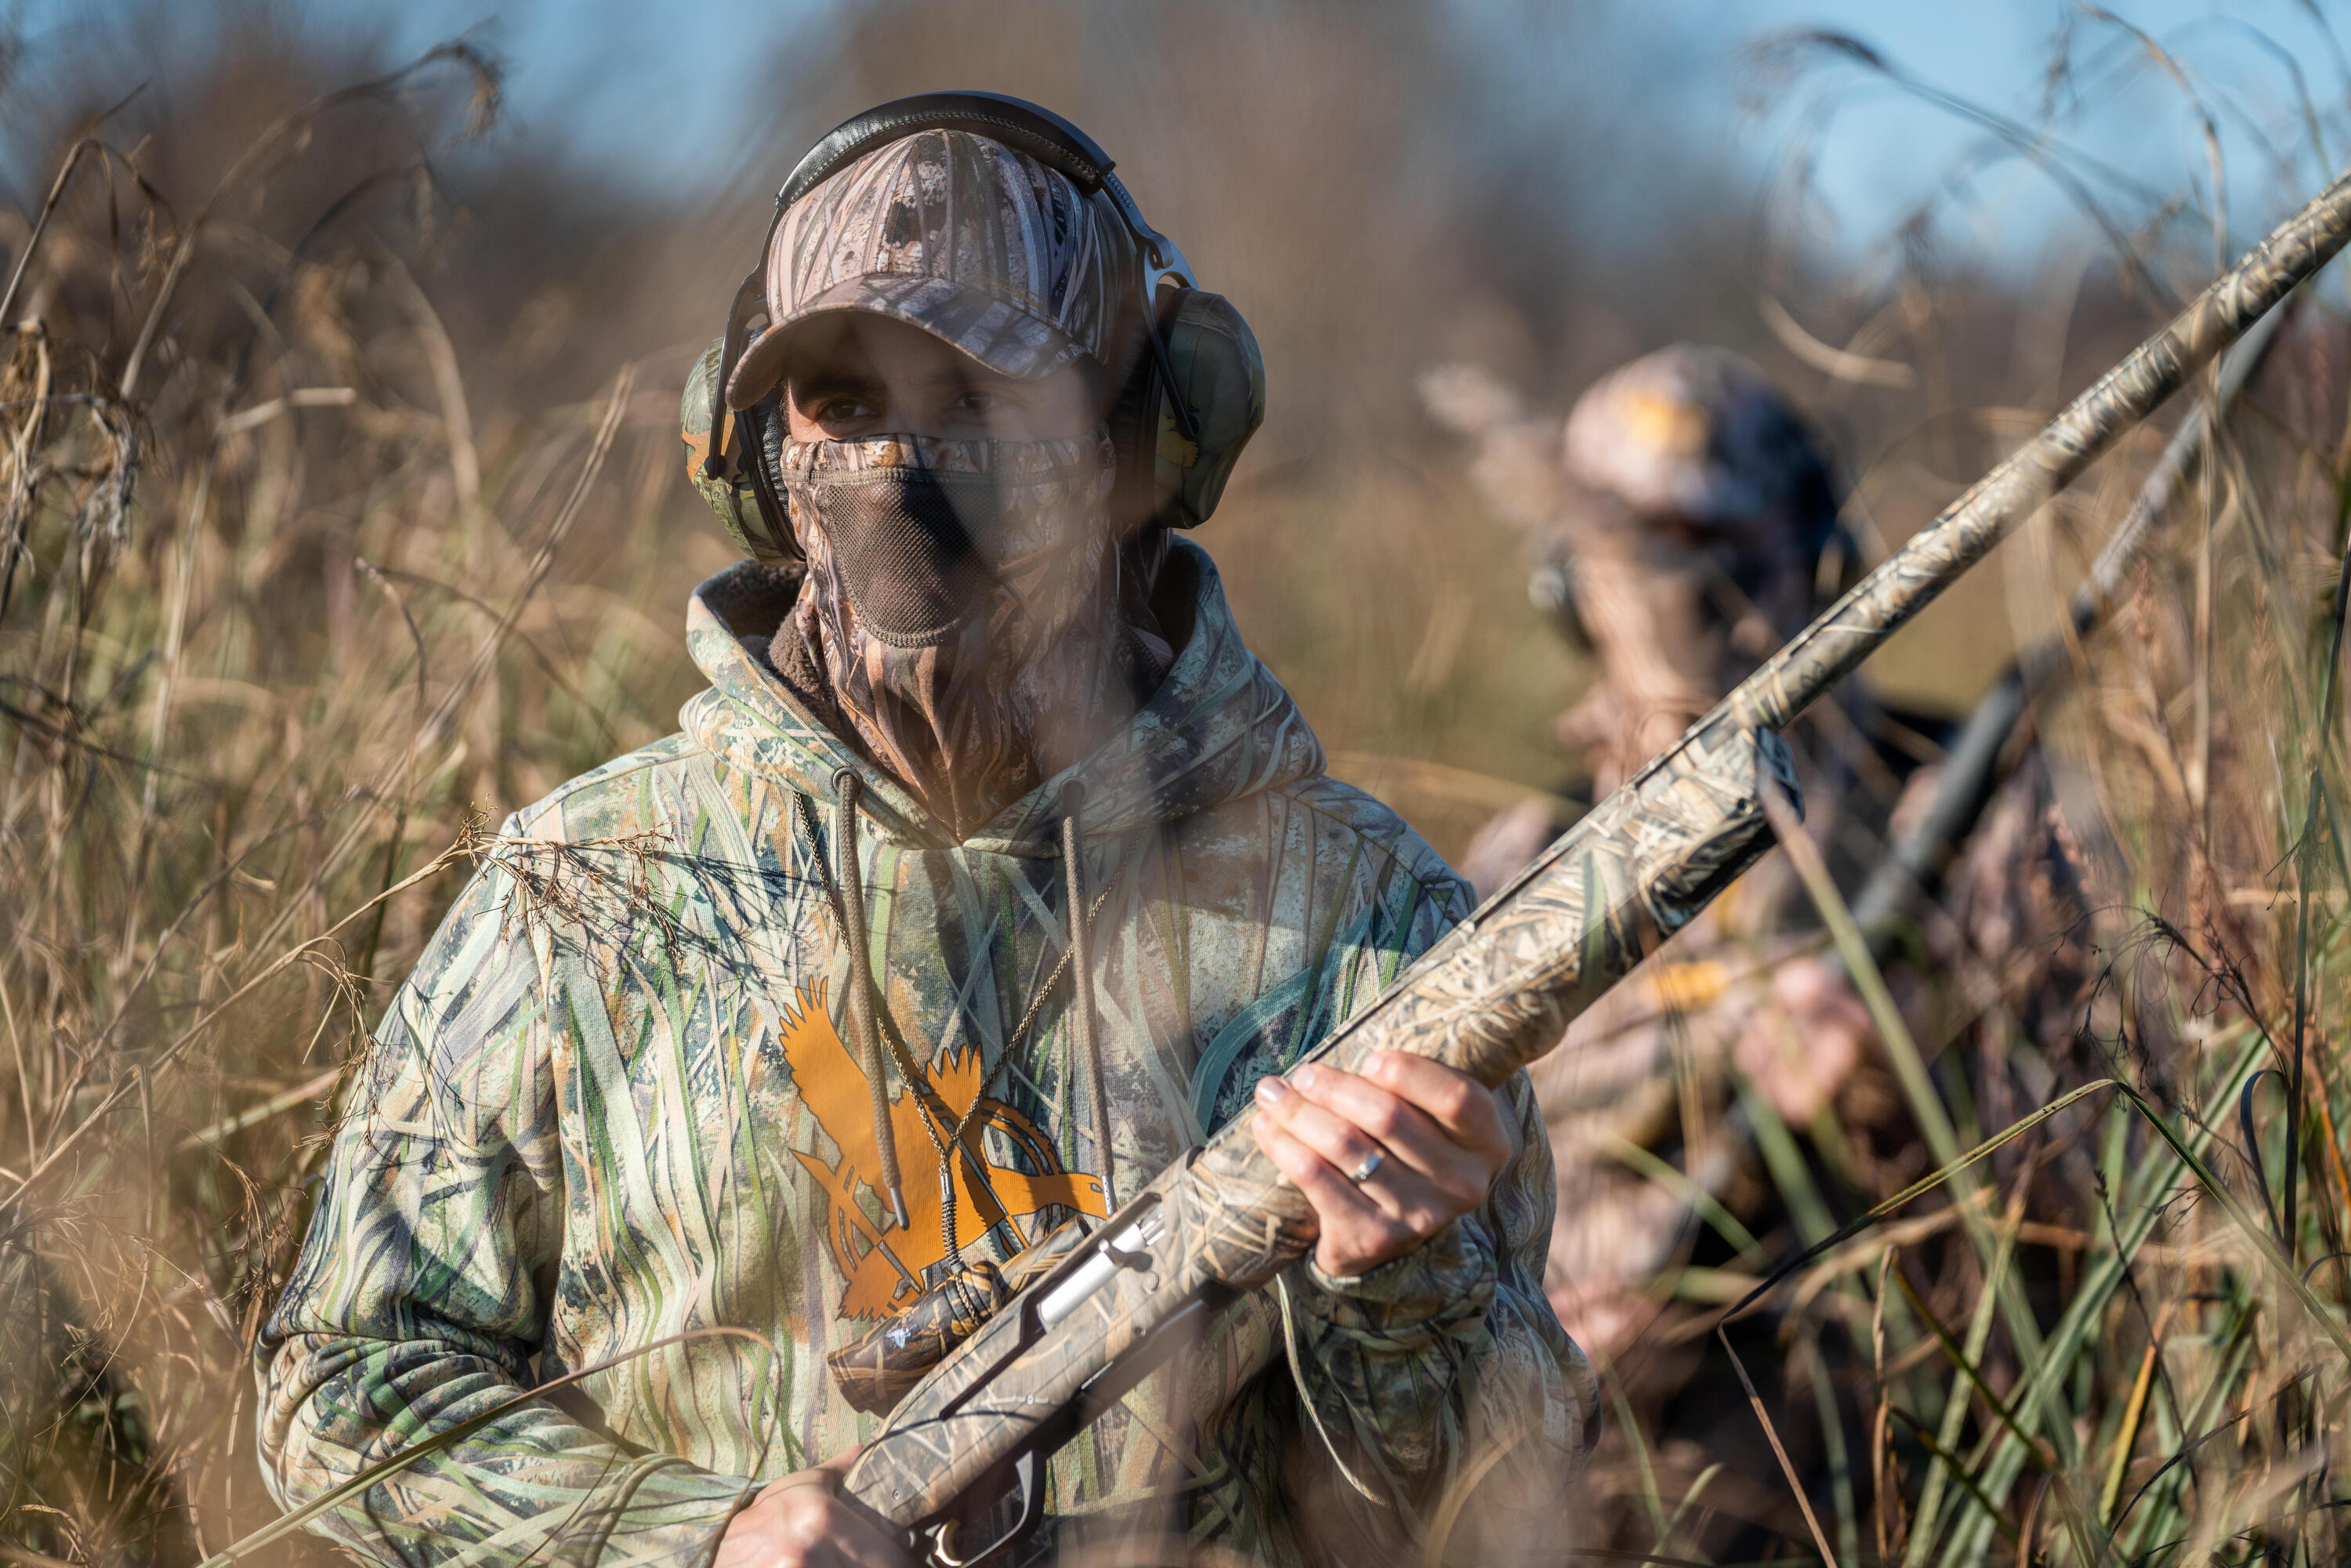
255, 540, 1592, 1568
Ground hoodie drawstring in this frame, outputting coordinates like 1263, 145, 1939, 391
802, 770, 1119, 1258
833, 767, 911, 1231
1060, 780, 1118, 1211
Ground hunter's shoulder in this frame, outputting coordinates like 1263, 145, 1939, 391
1263, 769, 1436, 844
502, 732, 715, 842
382, 734, 720, 1031
1261, 773, 1474, 910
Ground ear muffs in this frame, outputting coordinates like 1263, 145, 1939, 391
698, 290, 1266, 552
1114, 288, 1265, 531
1528, 545, 1593, 653
683, 338, 798, 564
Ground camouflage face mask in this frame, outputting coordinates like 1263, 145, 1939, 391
778, 432, 1118, 648
774, 430, 1146, 838
794, 461, 1002, 649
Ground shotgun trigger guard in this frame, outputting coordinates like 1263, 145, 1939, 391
923, 1450, 1045, 1568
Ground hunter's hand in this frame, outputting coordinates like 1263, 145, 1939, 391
1250, 1051, 1511, 1277
715, 1448, 910, 1568
1732, 955, 1870, 1126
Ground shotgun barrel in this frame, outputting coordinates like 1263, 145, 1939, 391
1846, 290, 2293, 953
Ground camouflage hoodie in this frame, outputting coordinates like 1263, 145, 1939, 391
256, 541, 1592, 1567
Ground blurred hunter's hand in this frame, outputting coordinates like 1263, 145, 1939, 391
1732, 955, 1871, 1127
715, 1449, 910, 1568
1250, 1051, 1511, 1278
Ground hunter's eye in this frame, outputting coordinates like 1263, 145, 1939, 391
815, 396, 875, 422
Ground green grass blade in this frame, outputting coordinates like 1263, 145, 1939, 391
1940, 1027, 2269, 1568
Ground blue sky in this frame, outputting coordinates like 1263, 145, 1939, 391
22, 1, 2351, 260
403, 0, 2351, 255
1703, 0, 2351, 261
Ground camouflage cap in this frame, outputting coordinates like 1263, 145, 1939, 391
1560, 345, 1838, 551
724, 128, 1137, 410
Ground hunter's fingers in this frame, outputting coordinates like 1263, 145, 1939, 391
1251, 1107, 1380, 1225
1251, 1114, 1411, 1279
1252, 1108, 1454, 1276
1276, 1059, 1501, 1204
793, 1497, 913, 1568
1360, 1053, 1512, 1161
1252, 1082, 1469, 1276
1255, 1075, 1406, 1181
726, 1449, 911, 1568
1252, 1077, 1459, 1228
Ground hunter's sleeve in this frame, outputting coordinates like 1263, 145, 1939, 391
1280, 1071, 1596, 1561
254, 849, 752, 1568
1216, 843, 1599, 1565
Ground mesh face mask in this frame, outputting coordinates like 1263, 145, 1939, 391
772, 430, 1150, 840
778, 433, 1115, 649
812, 469, 1003, 647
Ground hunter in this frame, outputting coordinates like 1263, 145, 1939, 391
257, 102, 1593, 1568
1427, 346, 2092, 1356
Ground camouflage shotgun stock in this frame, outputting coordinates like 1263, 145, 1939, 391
842, 166, 2351, 1564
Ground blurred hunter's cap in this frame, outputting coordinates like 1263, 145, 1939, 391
724, 128, 1137, 410
1561, 343, 1838, 551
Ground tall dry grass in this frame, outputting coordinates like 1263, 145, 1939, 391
0, 39, 726, 1568
7, 5, 2351, 1567
1541, 17, 2351, 1568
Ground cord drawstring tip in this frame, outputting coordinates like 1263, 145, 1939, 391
887, 1186, 911, 1232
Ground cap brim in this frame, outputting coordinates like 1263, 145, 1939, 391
723, 273, 1090, 411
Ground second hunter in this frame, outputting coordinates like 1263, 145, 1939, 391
256, 96, 1594, 1568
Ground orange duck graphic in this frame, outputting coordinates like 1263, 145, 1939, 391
775, 985, 1108, 1320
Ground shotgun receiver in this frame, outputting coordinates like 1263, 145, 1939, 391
841, 166, 2351, 1565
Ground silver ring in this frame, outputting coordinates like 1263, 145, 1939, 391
1348, 1148, 1386, 1184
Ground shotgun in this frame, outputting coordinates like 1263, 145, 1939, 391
839, 167, 2351, 1566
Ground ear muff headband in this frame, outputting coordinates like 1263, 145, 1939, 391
775, 92, 1200, 344
779, 92, 1112, 208
699, 91, 1259, 552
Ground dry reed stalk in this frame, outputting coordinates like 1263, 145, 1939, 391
0, 37, 709, 1568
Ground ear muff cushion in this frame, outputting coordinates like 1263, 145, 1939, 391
683, 338, 798, 563
1154, 291, 1264, 529
683, 339, 760, 552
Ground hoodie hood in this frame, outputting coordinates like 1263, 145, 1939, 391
682, 537, 1324, 856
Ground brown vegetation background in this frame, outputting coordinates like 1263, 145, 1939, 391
8, 2, 2351, 1564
